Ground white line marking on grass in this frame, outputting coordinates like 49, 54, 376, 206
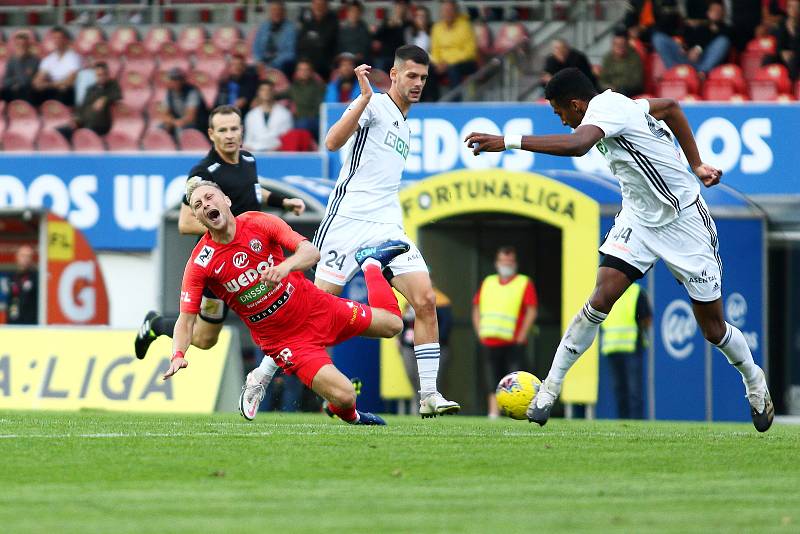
0, 432, 276, 439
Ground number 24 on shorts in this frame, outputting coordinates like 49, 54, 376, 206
324, 250, 347, 271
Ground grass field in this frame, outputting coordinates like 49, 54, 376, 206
0, 411, 798, 533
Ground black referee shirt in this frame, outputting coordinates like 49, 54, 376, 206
183, 148, 261, 215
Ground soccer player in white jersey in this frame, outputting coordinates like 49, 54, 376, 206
314, 45, 460, 417
465, 68, 773, 432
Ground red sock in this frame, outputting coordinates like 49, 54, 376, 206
363, 264, 401, 317
327, 402, 358, 423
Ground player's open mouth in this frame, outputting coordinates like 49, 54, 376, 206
207, 208, 221, 222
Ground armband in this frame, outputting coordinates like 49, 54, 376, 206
266, 191, 289, 209
172, 351, 185, 361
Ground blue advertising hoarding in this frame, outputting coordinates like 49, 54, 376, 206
0, 153, 326, 250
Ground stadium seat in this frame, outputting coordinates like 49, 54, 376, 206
193, 42, 227, 80
178, 128, 210, 151
123, 42, 157, 78
40, 99, 72, 129
748, 80, 778, 101
6, 99, 40, 137
740, 50, 767, 81
119, 69, 154, 112
661, 65, 700, 95
1, 130, 34, 151
745, 36, 777, 55
796, 80, 800, 100
754, 64, 792, 94
74, 27, 105, 56
702, 79, 739, 101
72, 128, 105, 151
144, 26, 174, 55
109, 26, 139, 55
279, 128, 316, 152
36, 128, 70, 151
141, 127, 177, 151
493, 22, 528, 55
109, 102, 146, 140
211, 25, 241, 53
187, 69, 217, 107
656, 79, 690, 99
369, 68, 391, 92
177, 25, 206, 54
156, 41, 190, 73
473, 23, 493, 58
645, 53, 667, 94
707, 64, 746, 94
260, 67, 290, 94
105, 130, 139, 151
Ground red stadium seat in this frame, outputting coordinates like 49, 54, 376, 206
123, 42, 156, 78
193, 42, 227, 80
645, 52, 666, 94
109, 103, 146, 140
745, 36, 776, 54
748, 80, 778, 101
6, 99, 40, 136
2, 130, 34, 151
40, 99, 72, 129
178, 128, 210, 151
661, 65, 700, 95
754, 64, 791, 94
141, 128, 177, 151
796, 80, 800, 100
74, 27, 106, 56
657, 80, 690, 99
260, 67, 290, 94
105, 130, 139, 151
72, 128, 105, 151
177, 26, 206, 54
702, 79, 739, 101
119, 69, 154, 112
279, 128, 316, 152
187, 69, 217, 107
707, 64, 747, 94
473, 23, 493, 58
109, 26, 139, 55
144, 26, 174, 55
740, 50, 766, 81
211, 25, 241, 53
157, 41, 190, 73
36, 128, 70, 151
493, 22, 528, 55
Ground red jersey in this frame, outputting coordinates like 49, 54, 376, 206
180, 211, 315, 347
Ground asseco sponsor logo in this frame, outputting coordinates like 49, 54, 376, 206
661, 299, 697, 360
223, 258, 274, 293
233, 251, 249, 269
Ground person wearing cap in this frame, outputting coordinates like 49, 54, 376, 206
324, 52, 362, 103
158, 68, 209, 139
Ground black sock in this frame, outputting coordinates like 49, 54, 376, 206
151, 315, 178, 337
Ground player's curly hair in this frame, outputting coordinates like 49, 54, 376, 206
544, 67, 598, 105
185, 178, 223, 204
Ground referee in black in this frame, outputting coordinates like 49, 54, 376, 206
134, 104, 306, 359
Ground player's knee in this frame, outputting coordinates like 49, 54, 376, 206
699, 318, 727, 345
410, 290, 436, 321
329, 385, 356, 409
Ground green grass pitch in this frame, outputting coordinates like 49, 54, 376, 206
0, 411, 798, 533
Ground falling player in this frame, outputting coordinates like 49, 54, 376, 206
164, 180, 412, 426
314, 45, 459, 418
465, 67, 773, 432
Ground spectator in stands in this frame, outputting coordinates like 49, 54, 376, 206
623, 0, 681, 43
1, 33, 39, 103
296, 0, 339, 80
56, 62, 121, 141
252, 0, 297, 78
372, 0, 412, 72
730, 0, 766, 51
243, 80, 293, 152
542, 39, 598, 88
324, 52, 361, 103
280, 59, 325, 140
338, 0, 372, 62
599, 32, 644, 96
31, 27, 81, 106
430, 0, 478, 90
651, 1, 733, 75
158, 68, 209, 140
767, 0, 800, 79
214, 54, 259, 111
406, 5, 439, 101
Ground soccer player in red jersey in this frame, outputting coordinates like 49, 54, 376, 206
163, 180, 410, 425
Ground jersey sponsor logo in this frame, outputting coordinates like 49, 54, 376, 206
213, 262, 225, 274
236, 280, 282, 307
222, 256, 275, 293
661, 299, 697, 360
247, 283, 294, 323
233, 251, 249, 269
249, 239, 262, 252
384, 131, 410, 159
207, 163, 221, 173
194, 245, 215, 267
687, 267, 717, 284
392, 120, 399, 128
180, 291, 191, 303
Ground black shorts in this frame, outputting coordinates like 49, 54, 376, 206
481, 343, 522, 394
199, 286, 229, 324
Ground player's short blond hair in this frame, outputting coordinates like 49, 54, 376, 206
186, 178, 223, 205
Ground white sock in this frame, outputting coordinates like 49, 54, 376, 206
256, 355, 279, 381
716, 322, 763, 390
547, 302, 607, 387
361, 258, 381, 270
415, 342, 439, 395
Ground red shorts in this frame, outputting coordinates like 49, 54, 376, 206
261, 291, 373, 387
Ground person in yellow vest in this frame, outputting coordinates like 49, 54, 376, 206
600, 282, 652, 419
472, 246, 538, 418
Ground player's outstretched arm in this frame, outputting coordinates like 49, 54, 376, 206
646, 98, 722, 187
324, 64, 373, 152
163, 312, 197, 380
465, 125, 603, 157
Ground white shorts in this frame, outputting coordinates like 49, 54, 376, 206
599, 197, 723, 302
312, 216, 428, 286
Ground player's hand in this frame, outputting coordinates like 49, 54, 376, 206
693, 163, 722, 187
260, 264, 290, 284
163, 357, 188, 380
282, 198, 306, 215
464, 132, 506, 155
354, 64, 373, 100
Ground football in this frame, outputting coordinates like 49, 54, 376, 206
495, 371, 541, 420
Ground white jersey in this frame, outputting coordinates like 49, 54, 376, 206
581, 90, 700, 227
325, 93, 410, 224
